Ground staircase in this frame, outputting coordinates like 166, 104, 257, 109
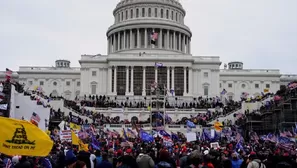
14, 93, 50, 131
207, 108, 242, 125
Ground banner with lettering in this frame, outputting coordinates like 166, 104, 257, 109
0, 116, 53, 156
59, 130, 78, 142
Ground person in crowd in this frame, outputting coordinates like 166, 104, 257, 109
231, 152, 243, 168
14, 156, 32, 168
136, 148, 155, 168
247, 152, 266, 168
97, 152, 112, 168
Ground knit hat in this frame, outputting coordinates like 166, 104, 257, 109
65, 149, 77, 166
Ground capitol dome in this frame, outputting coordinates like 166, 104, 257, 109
106, 0, 192, 54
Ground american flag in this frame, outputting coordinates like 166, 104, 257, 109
5, 158, 12, 168
31, 112, 41, 122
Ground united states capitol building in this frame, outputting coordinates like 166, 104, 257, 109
1, 0, 296, 102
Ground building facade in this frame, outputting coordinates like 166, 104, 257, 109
1, 0, 292, 101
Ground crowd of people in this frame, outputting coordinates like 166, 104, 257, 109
3, 79, 297, 168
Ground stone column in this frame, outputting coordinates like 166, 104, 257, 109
189, 38, 191, 54
171, 67, 175, 96
167, 30, 170, 49
152, 28, 155, 48
107, 37, 109, 54
182, 34, 185, 53
137, 29, 140, 48
167, 67, 170, 89
108, 67, 112, 94
189, 67, 192, 95
131, 66, 134, 95
113, 66, 117, 94
130, 29, 133, 49
155, 66, 158, 83
117, 32, 121, 50
183, 67, 187, 96
125, 66, 129, 95
113, 34, 116, 52
159, 29, 163, 49
144, 28, 148, 48
142, 67, 146, 96
179, 33, 181, 51
123, 30, 126, 49
173, 31, 176, 50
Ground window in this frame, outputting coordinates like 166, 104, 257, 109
117, 13, 120, 22
136, 8, 139, 18
266, 84, 270, 88
220, 83, 222, 88
228, 83, 232, 88
171, 11, 173, 20
39, 81, 44, 86
66, 81, 70, 86
241, 84, 246, 88
125, 10, 128, 20
166, 10, 169, 19
53, 81, 57, 86
255, 84, 259, 88
203, 72, 208, 78
29, 81, 33, 85
121, 12, 123, 21
131, 9, 133, 18
161, 9, 164, 18
148, 8, 151, 17
92, 71, 97, 76
91, 85, 96, 94
176, 13, 178, 21
142, 8, 145, 17
155, 8, 157, 17
204, 86, 209, 96
77, 81, 80, 87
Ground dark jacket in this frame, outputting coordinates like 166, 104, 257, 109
98, 160, 112, 168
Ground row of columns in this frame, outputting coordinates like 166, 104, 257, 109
107, 28, 191, 54
108, 66, 192, 96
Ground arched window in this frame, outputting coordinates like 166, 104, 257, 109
161, 9, 164, 18
166, 10, 169, 19
121, 11, 123, 21
136, 8, 139, 18
118, 13, 120, 22
155, 8, 158, 17
176, 13, 178, 21
142, 8, 145, 17
171, 11, 173, 20
131, 9, 133, 18
125, 10, 128, 20
148, 8, 151, 17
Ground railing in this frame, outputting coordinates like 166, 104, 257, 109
87, 107, 209, 113
102, 124, 203, 130
19, 66, 81, 71
220, 69, 280, 73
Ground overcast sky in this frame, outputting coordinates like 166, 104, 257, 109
0, 0, 296, 74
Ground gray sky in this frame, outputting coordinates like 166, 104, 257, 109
0, 0, 296, 74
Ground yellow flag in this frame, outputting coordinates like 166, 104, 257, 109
70, 123, 81, 130
214, 121, 223, 131
0, 117, 53, 157
71, 131, 88, 151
